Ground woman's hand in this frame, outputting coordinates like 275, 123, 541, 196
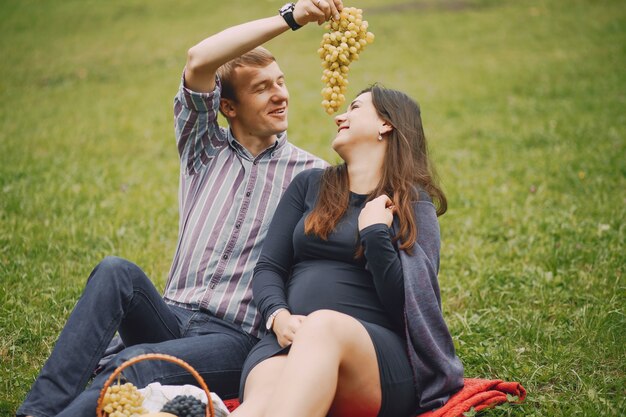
273, 310, 306, 348
358, 194, 396, 231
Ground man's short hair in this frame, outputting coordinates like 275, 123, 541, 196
217, 46, 276, 102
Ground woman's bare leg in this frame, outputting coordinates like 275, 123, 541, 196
230, 356, 287, 417
263, 310, 382, 417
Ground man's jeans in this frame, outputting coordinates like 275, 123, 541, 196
17, 256, 258, 417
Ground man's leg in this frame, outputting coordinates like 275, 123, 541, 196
55, 315, 258, 417
16, 256, 181, 417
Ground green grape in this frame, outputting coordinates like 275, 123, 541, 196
318, 7, 374, 114
101, 382, 147, 417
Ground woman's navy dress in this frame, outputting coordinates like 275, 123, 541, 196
241, 169, 418, 417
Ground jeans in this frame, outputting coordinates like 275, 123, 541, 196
17, 256, 258, 417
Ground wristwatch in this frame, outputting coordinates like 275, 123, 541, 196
279, 3, 302, 31
266, 308, 288, 331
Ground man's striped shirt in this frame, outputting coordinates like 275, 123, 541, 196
163, 75, 326, 338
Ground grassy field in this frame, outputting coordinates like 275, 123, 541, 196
1, 0, 624, 415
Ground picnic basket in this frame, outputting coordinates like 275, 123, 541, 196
96, 353, 215, 417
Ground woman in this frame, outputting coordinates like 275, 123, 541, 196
232, 85, 464, 417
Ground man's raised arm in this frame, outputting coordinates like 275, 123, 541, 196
184, 0, 343, 93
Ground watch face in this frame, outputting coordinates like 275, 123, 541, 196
280, 3, 294, 14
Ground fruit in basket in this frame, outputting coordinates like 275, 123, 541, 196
160, 394, 206, 417
101, 382, 147, 417
142, 414, 177, 417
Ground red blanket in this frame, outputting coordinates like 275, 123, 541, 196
222, 378, 526, 417
418, 378, 526, 416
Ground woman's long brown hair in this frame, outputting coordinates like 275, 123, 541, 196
304, 84, 447, 253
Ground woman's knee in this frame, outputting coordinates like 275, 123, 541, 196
295, 310, 353, 344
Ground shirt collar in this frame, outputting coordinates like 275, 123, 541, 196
226, 130, 288, 161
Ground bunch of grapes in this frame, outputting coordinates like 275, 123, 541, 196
318, 6, 375, 115
160, 395, 206, 417
101, 382, 147, 417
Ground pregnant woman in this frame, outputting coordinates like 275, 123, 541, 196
232, 84, 464, 417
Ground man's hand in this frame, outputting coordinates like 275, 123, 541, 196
294, 0, 343, 26
358, 194, 396, 231
273, 310, 306, 348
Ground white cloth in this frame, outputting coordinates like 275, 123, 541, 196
138, 382, 230, 417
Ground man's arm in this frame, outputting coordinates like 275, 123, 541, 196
185, 0, 343, 93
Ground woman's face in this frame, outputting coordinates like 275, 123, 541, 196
332, 92, 385, 156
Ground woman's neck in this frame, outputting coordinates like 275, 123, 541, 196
347, 159, 383, 195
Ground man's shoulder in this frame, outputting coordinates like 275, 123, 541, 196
280, 142, 328, 167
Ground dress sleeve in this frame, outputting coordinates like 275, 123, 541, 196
360, 224, 405, 325
173, 71, 227, 175
253, 170, 313, 327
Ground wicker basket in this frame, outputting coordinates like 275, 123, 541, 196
96, 353, 215, 417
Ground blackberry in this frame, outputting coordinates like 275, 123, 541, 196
160, 394, 206, 417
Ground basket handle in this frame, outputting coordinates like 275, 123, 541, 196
96, 353, 215, 417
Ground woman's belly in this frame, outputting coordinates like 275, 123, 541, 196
286, 259, 395, 330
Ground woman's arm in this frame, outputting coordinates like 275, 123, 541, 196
360, 224, 405, 323
357, 194, 405, 323
253, 170, 317, 344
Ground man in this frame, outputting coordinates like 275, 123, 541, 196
17, 1, 342, 416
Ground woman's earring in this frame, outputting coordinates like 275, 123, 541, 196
377, 133, 383, 141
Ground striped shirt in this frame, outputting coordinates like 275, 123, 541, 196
163, 74, 326, 338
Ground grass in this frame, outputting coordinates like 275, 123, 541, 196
0, 0, 624, 415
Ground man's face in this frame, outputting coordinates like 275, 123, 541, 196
227, 61, 289, 140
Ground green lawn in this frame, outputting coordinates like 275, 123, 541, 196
1, 0, 624, 416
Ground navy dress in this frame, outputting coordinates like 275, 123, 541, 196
241, 169, 418, 417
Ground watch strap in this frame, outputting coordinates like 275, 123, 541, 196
266, 308, 288, 331
279, 3, 302, 31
